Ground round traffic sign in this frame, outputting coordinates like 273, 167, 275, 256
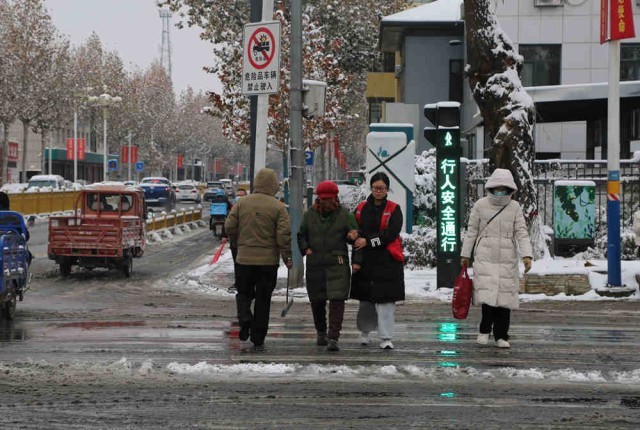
247, 27, 276, 70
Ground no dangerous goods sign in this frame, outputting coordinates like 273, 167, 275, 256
242, 21, 281, 95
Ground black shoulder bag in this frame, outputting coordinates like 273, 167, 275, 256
469, 203, 510, 265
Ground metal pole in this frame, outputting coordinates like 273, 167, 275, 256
128, 132, 132, 181
248, 0, 261, 192
103, 107, 108, 182
254, 0, 274, 178
606, 40, 622, 289
73, 110, 78, 182
288, 0, 304, 288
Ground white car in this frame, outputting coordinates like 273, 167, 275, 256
26, 174, 66, 191
175, 183, 201, 203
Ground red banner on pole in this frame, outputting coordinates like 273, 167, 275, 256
7, 142, 18, 162
78, 138, 85, 160
66, 138, 86, 160
177, 154, 183, 169
66, 138, 73, 160
609, 0, 635, 41
601, 0, 609, 44
122, 146, 137, 163
215, 159, 222, 173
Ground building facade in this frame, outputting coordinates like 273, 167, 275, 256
370, 0, 640, 160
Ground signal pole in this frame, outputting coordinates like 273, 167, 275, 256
288, 0, 304, 288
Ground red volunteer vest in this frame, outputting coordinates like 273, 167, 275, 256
355, 200, 404, 262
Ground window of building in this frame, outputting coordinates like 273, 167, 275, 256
519, 44, 561, 87
369, 102, 382, 125
382, 52, 395, 73
535, 152, 561, 160
449, 59, 463, 103
621, 44, 640, 81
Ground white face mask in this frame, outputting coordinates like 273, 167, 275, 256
488, 193, 512, 206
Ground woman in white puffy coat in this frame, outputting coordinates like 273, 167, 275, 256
460, 168, 533, 349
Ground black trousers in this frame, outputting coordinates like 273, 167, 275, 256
310, 300, 345, 341
479, 304, 511, 341
235, 264, 278, 346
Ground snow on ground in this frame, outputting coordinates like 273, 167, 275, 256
182, 248, 640, 303
2, 357, 639, 385
166, 361, 638, 385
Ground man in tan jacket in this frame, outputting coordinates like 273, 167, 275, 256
225, 168, 292, 352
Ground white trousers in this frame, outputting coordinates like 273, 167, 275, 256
356, 301, 396, 341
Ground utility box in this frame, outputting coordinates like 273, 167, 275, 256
553, 180, 596, 256
302, 80, 327, 118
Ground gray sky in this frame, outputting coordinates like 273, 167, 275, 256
46, 0, 222, 95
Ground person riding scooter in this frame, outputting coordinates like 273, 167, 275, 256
209, 189, 232, 238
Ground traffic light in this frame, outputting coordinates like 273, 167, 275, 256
423, 102, 461, 147
425, 101, 462, 289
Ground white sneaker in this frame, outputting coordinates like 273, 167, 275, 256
357, 332, 370, 346
379, 340, 394, 350
476, 333, 489, 345
496, 339, 511, 348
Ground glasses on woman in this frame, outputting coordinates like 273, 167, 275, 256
372, 186, 387, 192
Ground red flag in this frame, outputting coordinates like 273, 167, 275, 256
210, 238, 227, 265
600, 0, 609, 43
177, 154, 184, 169
66, 138, 74, 160
605, 0, 636, 42
78, 138, 86, 160
122, 146, 137, 163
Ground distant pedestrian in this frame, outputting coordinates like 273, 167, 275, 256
225, 168, 292, 352
351, 172, 405, 350
297, 181, 359, 352
460, 168, 533, 349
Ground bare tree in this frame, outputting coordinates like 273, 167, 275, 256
464, 0, 545, 257
8, 0, 61, 181
0, 0, 19, 184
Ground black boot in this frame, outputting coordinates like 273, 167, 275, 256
316, 332, 328, 346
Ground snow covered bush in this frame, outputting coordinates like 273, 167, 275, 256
401, 226, 437, 269
413, 149, 437, 227
398, 150, 439, 268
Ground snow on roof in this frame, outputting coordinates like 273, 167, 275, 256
553, 180, 596, 187
382, 0, 463, 23
29, 174, 63, 181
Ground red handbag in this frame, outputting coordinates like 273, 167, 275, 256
452, 267, 473, 320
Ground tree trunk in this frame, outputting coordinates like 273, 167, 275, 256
464, 0, 546, 258
1, 121, 9, 186
21, 120, 29, 182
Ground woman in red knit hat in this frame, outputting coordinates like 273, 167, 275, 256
297, 180, 359, 351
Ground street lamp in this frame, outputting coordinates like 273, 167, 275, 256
88, 90, 122, 181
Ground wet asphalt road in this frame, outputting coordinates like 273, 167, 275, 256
0, 222, 640, 428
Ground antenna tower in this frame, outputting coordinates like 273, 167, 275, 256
159, 9, 173, 85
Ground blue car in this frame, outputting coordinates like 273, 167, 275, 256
140, 177, 176, 211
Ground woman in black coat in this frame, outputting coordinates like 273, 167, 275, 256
351, 172, 405, 350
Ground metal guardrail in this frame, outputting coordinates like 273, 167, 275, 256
465, 159, 640, 228
145, 208, 203, 232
